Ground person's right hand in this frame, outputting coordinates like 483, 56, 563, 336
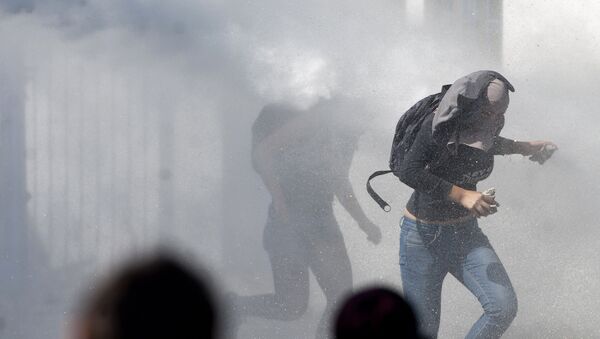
359, 220, 382, 245
459, 190, 499, 218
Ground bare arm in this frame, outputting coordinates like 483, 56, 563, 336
334, 177, 381, 244
448, 185, 498, 218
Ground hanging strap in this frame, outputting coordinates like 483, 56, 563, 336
366, 170, 394, 212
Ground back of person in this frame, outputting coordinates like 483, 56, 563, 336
334, 287, 421, 339
251, 98, 361, 218
252, 103, 334, 207
73, 253, 217, 339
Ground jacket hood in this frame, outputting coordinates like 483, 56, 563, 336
432, 70, 514, 146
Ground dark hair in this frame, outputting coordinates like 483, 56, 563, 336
334, 287, 420, 339
82, 254, 217, 339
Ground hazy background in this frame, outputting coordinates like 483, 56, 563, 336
0, 0, 598, 338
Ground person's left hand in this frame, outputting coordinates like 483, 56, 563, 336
524, 140, 558, 164
521, 140, 558, 156
359, 221, 382, 245
521, 140, 556, 155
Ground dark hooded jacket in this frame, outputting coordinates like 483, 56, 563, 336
398, 70, 516, 221
432, 70, 514, 146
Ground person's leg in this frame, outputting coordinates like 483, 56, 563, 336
451, 222, 518, 339
234, 210, 311, 321
308, 224, 353, 339
400, 218, 448, 339
235, 251, 310, 320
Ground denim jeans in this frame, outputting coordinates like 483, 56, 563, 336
399, 217, 517, 339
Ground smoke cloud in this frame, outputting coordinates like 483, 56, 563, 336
0, 0, 599, 338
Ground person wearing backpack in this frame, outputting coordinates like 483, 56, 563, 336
368, 70, 557, 338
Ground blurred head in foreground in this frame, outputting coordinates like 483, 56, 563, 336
334, 287, 421, 339
74, 253, 217, 339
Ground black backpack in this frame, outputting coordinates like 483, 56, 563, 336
366, 85, 451, 212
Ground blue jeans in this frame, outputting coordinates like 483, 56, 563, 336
399, 217, 517, 339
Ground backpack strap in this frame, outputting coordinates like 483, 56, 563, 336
366, 170, 393, 212
368, 147, 452, 213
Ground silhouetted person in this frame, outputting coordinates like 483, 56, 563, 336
334, 287, 421, 339
73, 253, 217, 339
231, 96, 381, 339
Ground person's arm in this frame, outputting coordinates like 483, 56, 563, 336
327, 135, 381, 243
396, 126, 497, 217
395, 125, 454, 199
490, 137, 519, 155
491, 137, 558, 156
448, 185, 498, 217
334, 177, 381, 244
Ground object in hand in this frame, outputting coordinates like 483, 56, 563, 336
482, 187, 496, 197
482, 187, 498, 208
529, 144, 558, 164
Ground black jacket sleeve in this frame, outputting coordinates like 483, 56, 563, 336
490, 136, 517, 155
396, 123, 454, 199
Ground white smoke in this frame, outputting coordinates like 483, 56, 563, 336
0, 1, 599, 338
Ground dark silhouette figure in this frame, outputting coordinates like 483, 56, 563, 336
73, 253, 217, 339
232, 97, 380, 339
334, 287, 421, 339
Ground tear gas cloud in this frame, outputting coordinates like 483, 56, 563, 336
0, 1, 599, 338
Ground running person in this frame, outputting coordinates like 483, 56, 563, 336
233, 97, 381, 339
396, 71, 557, 338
